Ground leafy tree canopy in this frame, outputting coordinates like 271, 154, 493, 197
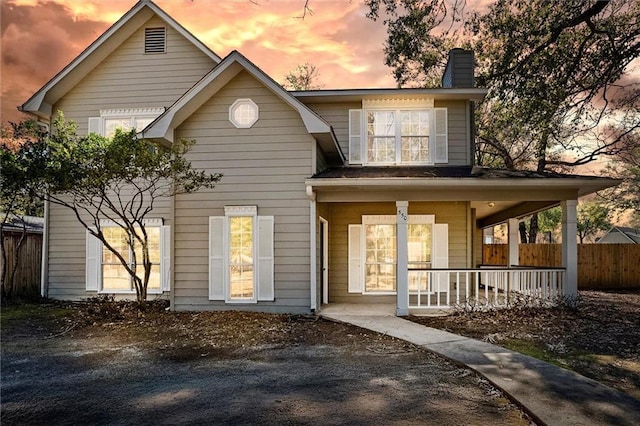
1, 119, 47, 298
600, 145, 640, 226
577, 201, 612, 243
366, 0, 640, 172
5, 113, 221, 305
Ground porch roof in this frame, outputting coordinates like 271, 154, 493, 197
306, 166, 620, 224
310, 165, 613, 181
307, 166, 619, 195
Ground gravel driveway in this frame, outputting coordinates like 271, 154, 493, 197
1, 304, 528, 425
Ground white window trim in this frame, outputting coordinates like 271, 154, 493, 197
92, 218, 167, 295
224, 206, 258, 304
89, 107, 164, 137
229, 99, 259, 129
359, 214, 435, 296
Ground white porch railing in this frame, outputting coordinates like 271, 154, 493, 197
408, 267, 565, 309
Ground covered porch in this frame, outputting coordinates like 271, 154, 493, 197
306, 166, 619, 315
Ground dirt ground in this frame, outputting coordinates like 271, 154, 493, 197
409, 290, 640, 400
1, 300, 529, 425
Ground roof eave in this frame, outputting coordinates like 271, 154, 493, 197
293, 88, 489, 103
305, 176, 620, 196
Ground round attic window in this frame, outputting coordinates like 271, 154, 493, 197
229, 99, 259, 128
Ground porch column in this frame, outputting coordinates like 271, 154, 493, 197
396, 201, 409, 316
507, 218, 519, 266
561, 200, 578, 298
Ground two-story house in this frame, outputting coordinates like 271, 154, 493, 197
20, 0, 618, 315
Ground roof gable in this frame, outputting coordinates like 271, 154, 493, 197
607, 227, 640, 243
20, 0, 221, 118
143, 50, 344, 163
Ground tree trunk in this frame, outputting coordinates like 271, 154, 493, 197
519, 222, 528, 243
528, 213, 539, 244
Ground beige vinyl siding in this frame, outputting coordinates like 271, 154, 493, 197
172, 71, 314, 313
435, 100, 470, 165
46, 195, 171, 300
54, 16, 216, 135
307, 101, 472, 167
47, 202, 86, 299
45, 13, 215, 300
324, 201, 469, 304
306, 102, 361, 160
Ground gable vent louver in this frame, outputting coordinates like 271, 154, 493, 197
145, 27, 166, 53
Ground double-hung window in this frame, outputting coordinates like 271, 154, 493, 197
88, 107, 164, 138
86, 219, 170, 294
349, 105, 447, 165
367, 110, 430, 164
209, 207, 274, 303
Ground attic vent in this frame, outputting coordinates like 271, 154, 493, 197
145, 27, 166, 53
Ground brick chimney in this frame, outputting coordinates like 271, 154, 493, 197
442, 48, 474, 88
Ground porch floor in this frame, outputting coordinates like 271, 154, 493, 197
319, 312, 640, 426
319, 303, 450, 317
319, 303, 395, 316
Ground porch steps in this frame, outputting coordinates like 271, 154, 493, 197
321, 311, 640, 426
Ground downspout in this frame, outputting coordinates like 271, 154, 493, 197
169, 182, 176, 310
307, 185, 317, 313
40, 199, 49, 298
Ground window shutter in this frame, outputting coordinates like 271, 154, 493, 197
160, 225, 171, 292
86, 230, 101, 291
349, 109, 363, 164
257, 216, 274, 301
145, 27, 166, 53
434, 108, 448, 163
209, 216, 226, 300
88, 117, 101, 135
432, 223, 449, 292
348, 224, 363, 293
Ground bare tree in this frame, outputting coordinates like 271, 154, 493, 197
283, 63, 324, 90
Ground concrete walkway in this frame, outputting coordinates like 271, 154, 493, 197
321, 308, 640, 426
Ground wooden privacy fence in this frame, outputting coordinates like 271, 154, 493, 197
483, 244, 640, 290
1, 231, 42, 298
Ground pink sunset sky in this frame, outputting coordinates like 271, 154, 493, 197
2, 0, 637, 126
1, 0, 401, 123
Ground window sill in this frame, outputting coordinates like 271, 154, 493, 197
99, 290, 164, 295
225, 299, 258, 304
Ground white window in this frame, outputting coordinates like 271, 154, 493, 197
88, 108, 164, 138
348, 215, 447, 295
85, 219, 170, 294
229, 99, 259, 128
209, 207, 274, 303
349, 107, 447, 165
